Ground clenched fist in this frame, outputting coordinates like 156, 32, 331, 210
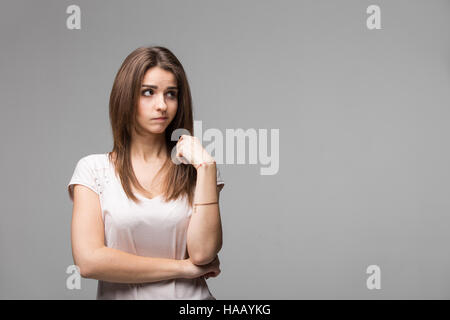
175, 135, 215, 170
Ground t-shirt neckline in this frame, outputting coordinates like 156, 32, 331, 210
104, 153, 164, 202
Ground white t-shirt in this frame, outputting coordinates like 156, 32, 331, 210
67, 153, 224, 300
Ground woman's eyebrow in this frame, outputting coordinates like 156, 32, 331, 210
141, 84, 178, 90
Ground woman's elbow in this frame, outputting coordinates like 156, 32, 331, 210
80, 263, 96, 279
191, 254, 214, 266
191, 247, 222, 265
73, 254, 97, 279
73, 260, 92, 279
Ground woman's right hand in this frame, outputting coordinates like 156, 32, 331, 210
181, 255, 221, 279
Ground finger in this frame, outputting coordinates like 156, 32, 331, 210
176, 140, 184, 153
175, 155, 188, 165
176, 141, 191, 163
176, 143, 185, 161
176, 147, 183, 159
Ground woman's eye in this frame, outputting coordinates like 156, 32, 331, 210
141, 89, 177, 99
167, 91, 178, 99
142, 89, 153, 96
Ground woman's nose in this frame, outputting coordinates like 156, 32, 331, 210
155, 93, 168, 111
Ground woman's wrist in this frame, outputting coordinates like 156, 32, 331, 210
194, 160, 216, 171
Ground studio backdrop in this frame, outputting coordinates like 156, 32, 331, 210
1, 0, 449, 299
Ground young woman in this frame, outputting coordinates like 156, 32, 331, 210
67, 46, 224, 300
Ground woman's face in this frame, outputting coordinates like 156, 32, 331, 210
136, 66, 178, 135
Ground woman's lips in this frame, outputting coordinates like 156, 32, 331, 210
152, 117, 168, 121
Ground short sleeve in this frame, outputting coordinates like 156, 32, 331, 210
67, 157, 99, 202
216, 166, 225, 187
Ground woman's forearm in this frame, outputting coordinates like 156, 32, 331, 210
79, 246, 186, 283
187, 162, 223, 265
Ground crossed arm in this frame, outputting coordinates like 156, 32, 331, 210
70, 163, 223, 283
71, 184, 187, 283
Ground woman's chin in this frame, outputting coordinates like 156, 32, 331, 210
147, 126, 167, 134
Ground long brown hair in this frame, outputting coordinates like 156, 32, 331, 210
108, 46, 197, 206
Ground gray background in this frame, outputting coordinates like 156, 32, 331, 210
0, 0, 449, 299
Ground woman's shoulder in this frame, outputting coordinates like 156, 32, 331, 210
76, 153, 110, 170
